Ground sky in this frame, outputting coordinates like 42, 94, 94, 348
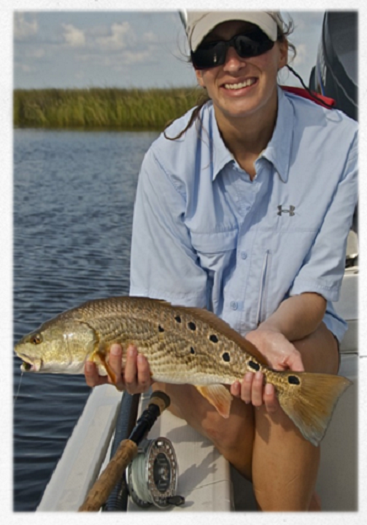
13, 10, 326, 90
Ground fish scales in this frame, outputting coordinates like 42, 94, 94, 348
15, 296, 352, 446
64, 296, 251, 384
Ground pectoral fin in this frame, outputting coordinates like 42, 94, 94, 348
94, 350, 117, 384
196, 385, 233, 418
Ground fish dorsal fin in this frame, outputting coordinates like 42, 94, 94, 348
172, 304, 269, 367
196, 385, 233, 418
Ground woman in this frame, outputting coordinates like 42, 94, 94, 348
85, 11, 357, 511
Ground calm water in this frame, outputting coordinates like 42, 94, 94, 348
13, 128, 158, 511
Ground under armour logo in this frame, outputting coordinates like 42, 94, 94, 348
277, 205, 295, 216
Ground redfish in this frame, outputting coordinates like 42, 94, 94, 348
14, 296, 351, 446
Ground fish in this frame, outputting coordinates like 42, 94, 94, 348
14, 296, 351, 446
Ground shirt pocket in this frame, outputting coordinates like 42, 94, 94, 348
190, 229, 238, 257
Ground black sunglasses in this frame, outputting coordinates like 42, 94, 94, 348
191, 30, 275, 70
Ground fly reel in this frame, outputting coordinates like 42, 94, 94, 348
126, 437, 184, 509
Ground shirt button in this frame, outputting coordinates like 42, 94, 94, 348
240, 251, 247, 260
230, 301, 238, 310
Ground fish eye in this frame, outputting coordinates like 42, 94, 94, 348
30, 334, 42, 345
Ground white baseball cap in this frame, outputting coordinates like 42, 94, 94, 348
181, 11, 281, 52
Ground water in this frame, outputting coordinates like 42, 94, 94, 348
13, 128, 158, 511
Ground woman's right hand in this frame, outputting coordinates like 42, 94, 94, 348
84, 343, 153, 394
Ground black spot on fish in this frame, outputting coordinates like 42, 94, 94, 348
222, 352, 230, 362
175, 315, 181, 323
248, 360, 260, 371
158, 325, 164, 333
209, 334, 218, 343
288, 375, 300, 385
188, 322, 196, 331
190, 347, 195, 354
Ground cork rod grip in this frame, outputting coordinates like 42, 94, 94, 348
78, 439, 138, 512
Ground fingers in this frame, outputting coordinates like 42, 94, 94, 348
263, 383, 279, 413
84, 343, 124, 389
231, 372, 279, 414
84, 343, 152, 394
120, 344, 152, 394
241, 372, 264, 407
108, 344, 125, 391
84, 360, 108, 388
284, 349, 305, 373
123, 345, 138, 390
231, 372, 263, 406
137, 354, 152, 390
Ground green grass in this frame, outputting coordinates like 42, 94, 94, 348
13, 87, 205, 130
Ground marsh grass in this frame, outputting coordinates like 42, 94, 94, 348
13, 87, 203, 130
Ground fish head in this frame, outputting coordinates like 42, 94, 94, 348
14, 316, 97, 374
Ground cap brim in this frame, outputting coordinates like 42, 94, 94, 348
189, 12, 278, 51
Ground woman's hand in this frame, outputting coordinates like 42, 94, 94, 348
84, 343, 153, 394
230, 370, 279, 413
230, 327, 305, 413
245, 328, 305, 372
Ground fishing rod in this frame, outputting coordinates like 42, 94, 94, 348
79, 390, 181, 512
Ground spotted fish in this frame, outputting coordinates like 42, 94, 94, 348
14, 296, 351, 446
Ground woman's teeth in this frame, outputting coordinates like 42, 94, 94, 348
224, 79, 255, 90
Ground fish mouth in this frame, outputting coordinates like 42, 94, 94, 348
18, 355, 42, 372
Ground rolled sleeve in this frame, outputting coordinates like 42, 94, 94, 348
130, 147, 208, 307
323, 302, 348, 342
289, 133, 358, 302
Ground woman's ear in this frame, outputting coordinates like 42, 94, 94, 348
278, 39, 289, 70
195, 68, 206, 88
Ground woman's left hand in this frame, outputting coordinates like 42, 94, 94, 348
230, 328, 305, 413
246, 328, 305, 372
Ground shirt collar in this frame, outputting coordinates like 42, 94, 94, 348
209, 86, 294, 183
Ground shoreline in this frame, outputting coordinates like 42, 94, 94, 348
13, 87, 202, 130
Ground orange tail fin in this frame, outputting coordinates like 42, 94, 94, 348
277, 372, 352, 446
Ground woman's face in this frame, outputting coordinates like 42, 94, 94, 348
194, 20, 288, 123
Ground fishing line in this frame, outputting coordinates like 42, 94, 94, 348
13, 370, 24, 405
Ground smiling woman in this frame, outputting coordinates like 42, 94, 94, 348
82, 9, 358, 512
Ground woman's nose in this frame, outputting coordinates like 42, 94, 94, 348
223, 46, 247, 71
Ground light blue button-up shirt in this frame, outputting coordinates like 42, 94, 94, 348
130, 87, 358, 342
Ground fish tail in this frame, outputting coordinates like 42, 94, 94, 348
276, 372, 352, 446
